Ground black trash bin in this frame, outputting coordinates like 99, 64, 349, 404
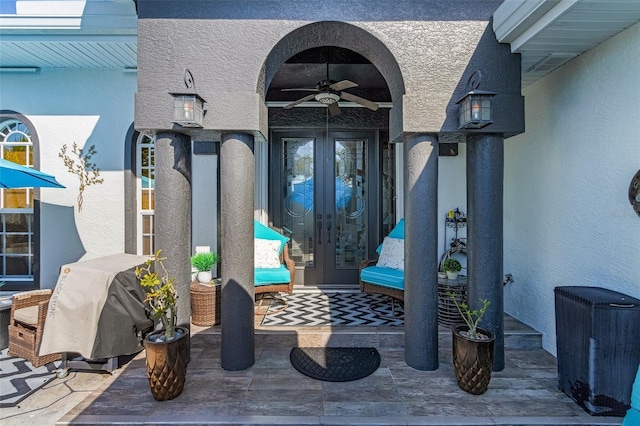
555, 286, 640, 416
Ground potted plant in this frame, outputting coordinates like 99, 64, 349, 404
190, 252, 220, 283
443, 257, 462, 280
136, 250, 189, 401
447, 293, 494, 395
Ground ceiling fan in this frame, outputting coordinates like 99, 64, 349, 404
281, 64, 379, 116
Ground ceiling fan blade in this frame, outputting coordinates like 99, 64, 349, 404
283, 94, 316, 109
328, 102, 341, 116
340, 91, 379, 111
281, 88, 319, 92
329, 80, 358, 91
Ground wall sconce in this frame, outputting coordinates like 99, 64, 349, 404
171, 68, 206, 128
456, 89, 496, 129
171, 93, 205, 127
456, 70, 496, 129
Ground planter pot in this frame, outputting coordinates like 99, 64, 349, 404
452, 325, 495, 395
197, 271, 212, 283
143, 326, 189, 401
190, 280, 221, 326
446, 270, 459, 280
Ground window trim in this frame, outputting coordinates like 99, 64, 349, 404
0, 110, 40, 290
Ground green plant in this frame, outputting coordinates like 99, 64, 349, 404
447, 292, 490, 340
443, 257, 462, 272
59, 142, 104, 212
190, 252, 220, 272
136, 250, 179, 339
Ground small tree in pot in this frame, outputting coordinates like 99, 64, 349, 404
447, 293, 494, 395
136, 250, 189, 401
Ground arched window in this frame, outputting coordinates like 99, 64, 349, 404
0, 118, 35, 282
136, 133, 155, 255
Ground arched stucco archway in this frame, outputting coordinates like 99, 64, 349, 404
258, 21, 406, 140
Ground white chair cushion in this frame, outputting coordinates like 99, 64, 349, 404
376, 237, 404, 271
255, 238, 282, 268
14, 306, 39, 326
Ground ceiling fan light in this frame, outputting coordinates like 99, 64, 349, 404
315, 93, 340, 104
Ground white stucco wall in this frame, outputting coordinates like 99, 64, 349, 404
0, 68, 136, 288
503, 22, 640, 355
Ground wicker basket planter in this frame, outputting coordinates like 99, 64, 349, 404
437, 276, 467, 327
190, 280, 221, 326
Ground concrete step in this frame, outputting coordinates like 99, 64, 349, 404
248, 314, 543, 350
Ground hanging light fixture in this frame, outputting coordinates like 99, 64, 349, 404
456, 70, 496, 129
170, 69, 206, 128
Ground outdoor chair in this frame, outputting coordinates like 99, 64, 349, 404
359, 219, 404, 317
8, 289, 61, 367
254, 220, 295, 313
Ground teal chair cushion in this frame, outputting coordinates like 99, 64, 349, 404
360, 266, 404, 290
388, 218, 405, 239
377, 219, 405, 253
632, 363, 640, 409
623, 408, 640, 426
255, 266, 291, 285
623, 363, 640, 426
254, 219, 288, 253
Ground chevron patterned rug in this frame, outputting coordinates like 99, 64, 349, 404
260, 292, 404, 326
0, 348, 60, 407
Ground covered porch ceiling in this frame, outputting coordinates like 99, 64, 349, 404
1, 1, 638, 91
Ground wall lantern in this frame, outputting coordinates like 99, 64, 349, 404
456, 89, 496, 129
171, 93, 205, 127
171, 68, 206, 128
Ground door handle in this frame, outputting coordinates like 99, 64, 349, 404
326, 220, 332, 244
316, 217, 323, 245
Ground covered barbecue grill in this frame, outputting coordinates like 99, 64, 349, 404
39, 254, 154, 369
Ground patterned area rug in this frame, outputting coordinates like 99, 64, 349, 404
260, 292, 404, 326
0, 348, 60, 407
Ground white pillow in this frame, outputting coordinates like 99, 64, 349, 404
254, 238, 282, 268
376, 237, 404, 270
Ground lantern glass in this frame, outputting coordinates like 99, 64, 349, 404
457, 91, 495, 129
172, 94, 204, 127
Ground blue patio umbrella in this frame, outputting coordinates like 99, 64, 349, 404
0, 158, 65, 189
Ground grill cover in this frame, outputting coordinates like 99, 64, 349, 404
40, 254, 153, 360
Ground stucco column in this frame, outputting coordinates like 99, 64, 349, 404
466, 134, 505, 371
403, 133, 439, 371
220, 132, 255, 371
154, 132, 192, 329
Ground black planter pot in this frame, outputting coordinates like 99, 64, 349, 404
452, 325, 495, 395
143, 326, 189, 401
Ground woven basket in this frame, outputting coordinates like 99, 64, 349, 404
190, 281, 221, 326
8, 323, 61, 367
437, 277, 468, 328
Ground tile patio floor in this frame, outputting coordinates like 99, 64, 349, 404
1, 313, 626, 425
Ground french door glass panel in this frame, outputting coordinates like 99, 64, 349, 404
277, 132, 372, 286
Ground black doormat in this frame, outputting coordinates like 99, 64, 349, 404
289, 347, 381, 382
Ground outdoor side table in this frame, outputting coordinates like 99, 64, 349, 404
190, 279, 221, 326
437, 275, 467, 327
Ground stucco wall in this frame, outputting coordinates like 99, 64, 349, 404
135, 0, 523, 140
503, 22, 640, 355
0, 69, 136, 288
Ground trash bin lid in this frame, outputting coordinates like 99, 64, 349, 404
554, 286, 640, 308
